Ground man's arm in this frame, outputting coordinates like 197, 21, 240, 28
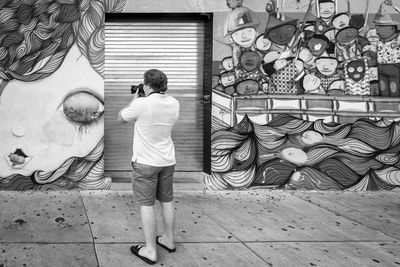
117, 110, 129, 123
117, 93, 140, 124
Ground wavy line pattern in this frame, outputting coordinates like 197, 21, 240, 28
208, 114, 400, 191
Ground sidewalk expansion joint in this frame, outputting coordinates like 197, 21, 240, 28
179, 192, 273, 266
93, 241, 243, 245
79, 191, 100, 267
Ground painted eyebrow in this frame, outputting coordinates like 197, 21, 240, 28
57, 88, 104, 109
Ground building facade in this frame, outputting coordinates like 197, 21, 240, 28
0, 0, 399, 191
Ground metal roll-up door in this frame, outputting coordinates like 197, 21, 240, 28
104, 16, 207, 174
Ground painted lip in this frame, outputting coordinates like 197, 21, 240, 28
5, 144, 32, 169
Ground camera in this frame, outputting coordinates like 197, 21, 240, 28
130, 84, 146, 97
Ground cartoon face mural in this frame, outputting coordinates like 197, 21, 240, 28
0, 0, 127, 190
267, 23, 297, 46
344, 57, 370, 95
332, 13, 350, 30
318, 1, 335, 19
222, 57, 235, 71
255, 35, 272, 52
315, 57, 339, 76
220, 71, 236, 87
375, 25, 397, 40
209, 1, 400, 192
346, 59, 366, 82
231, 27, 257, 48
226, 0, 243, 9
240, 51, 261, 72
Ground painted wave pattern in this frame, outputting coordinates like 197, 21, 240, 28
207, 114, 400, 191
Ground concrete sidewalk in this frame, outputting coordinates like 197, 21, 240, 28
0, 188, 399, 267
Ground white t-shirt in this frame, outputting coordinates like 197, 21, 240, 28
120, 93, 180, 166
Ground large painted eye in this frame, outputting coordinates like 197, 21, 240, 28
348, 67, 355, 73
357, 66, 364, 72
62, 91, 104, 125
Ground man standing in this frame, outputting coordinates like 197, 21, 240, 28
118, 69, 180, 265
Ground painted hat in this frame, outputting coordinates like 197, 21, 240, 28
264, 14, 298, 37
307, 34, 330, 56
224, 6, 260, 36
335, 27, 359, 44
373, 4, 400, 27
264, 14, 298, 46
350, 14, 365, 30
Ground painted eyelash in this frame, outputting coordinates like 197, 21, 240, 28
63, 107, 104, 124
76, 118, 102, 137
60, 108, 103, 136
77, 123, 94, 136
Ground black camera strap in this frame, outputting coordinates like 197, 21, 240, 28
148, 91, 165, 96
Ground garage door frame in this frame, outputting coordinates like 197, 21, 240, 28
104, 12, 213, 174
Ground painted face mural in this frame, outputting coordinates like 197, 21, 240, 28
319, 2, 335, 19
346, 59, 366, 82
255, 35, 272, 52
267, 24, 297, 46
375, 25, 397, 40
332, 13, 350, 30
315, 57, 338, 76
231, 27, 257, 48
344, 57, 370, 95
209, 1, 400, 192
222, 57, 234, 71
226, 0, 243, 9
220, 71, 236, 87
240, 51, 261, 72
0, 0, 127, 190
0, 45, 104, 180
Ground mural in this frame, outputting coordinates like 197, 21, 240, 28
0, 0, 126, 190
209, 0, 400, 190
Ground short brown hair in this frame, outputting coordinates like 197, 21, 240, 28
143, 69, 168, 92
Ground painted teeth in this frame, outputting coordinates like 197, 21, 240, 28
8, 148, 28, 166
9, 153, 25, 165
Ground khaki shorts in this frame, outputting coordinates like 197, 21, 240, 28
131, 162, 175, 206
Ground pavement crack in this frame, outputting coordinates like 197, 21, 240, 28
79, 190, 100, 267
